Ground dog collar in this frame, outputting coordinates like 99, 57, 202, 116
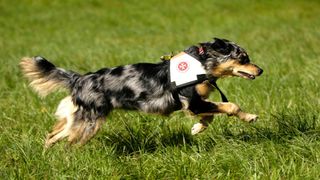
169, 52, 207, 88
199, 46, 205, 55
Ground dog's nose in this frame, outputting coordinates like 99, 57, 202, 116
257, 68, 263, 76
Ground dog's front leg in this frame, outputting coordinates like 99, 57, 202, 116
212, 102, 258, 122
190, 101, 258, 135
191, 115, 213, 135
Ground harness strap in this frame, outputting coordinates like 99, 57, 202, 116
160, 49, 229, 102
209, 79, 229, 102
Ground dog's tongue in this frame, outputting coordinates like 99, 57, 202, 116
238, 71, 255, 80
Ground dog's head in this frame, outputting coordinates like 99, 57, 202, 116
200, 38, 263, 80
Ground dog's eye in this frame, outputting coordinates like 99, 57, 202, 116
239, 56, 249, 64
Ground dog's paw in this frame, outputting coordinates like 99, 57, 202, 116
191, 123, 207, 135
243, 113, 258, 122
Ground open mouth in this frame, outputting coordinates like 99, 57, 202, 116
237, 71, 255, 80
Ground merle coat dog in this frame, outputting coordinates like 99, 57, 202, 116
20, 38, 263, 148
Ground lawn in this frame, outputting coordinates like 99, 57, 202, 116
0, 0, 319, 179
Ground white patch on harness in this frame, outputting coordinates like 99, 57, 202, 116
170, 52, 207, 87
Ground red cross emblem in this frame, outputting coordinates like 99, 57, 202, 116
177, 61, 189, 72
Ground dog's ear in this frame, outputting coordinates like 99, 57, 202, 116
198, 42, 210, 47
211, 38, 231, 55
213, 37, 230, 42
212, 38, 227, 48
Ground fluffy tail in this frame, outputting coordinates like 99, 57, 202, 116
20, 56, 79, 96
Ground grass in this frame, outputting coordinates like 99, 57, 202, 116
1, 0, 320, 179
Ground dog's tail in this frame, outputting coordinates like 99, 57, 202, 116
20, 56, 80, 96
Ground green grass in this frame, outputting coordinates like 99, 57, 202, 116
1, 0, 320, 179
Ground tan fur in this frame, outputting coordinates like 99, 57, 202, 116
45, 96, 77, 148
215, 102, 241, 115
19, 57, 64, 97
195, 81, 213, 98
233, 63, 261, 76
47, 118, 67, 139
45, 96, 105, 148
45, 118, 68, 148
211, 59, 261, 78
68, 118, 104, 145
211, 60, 237, 77
196, 102, 258, 122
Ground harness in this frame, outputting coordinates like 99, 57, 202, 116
161, 47, 229, 102
209, 79, 229, 102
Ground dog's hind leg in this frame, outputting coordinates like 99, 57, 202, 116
67, 117, 105, 146
66, 101, 111, 146
45, 118, 70, 148
46, 118, 67, 143
45, 96, 78, 148
45, 96, 110, 148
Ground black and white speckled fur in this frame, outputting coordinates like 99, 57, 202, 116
20, 38, 263, 147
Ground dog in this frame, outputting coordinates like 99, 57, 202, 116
20, 38, 263, 148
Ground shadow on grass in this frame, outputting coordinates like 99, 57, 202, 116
100, 129, 195, 155
221, 110, 319, 143
98, 110, 319, 155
